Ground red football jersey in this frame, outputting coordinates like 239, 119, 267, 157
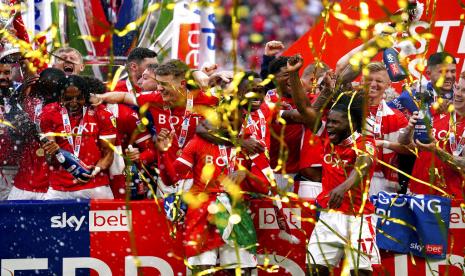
137, 90, 218, 185
317, 131, 377, 215
104, 103, 152, 150
366, 101, 408, 182
169, 136, 269, 195
300, 128, 323, 169
266, 89, 305, 173
13, 96, 49, 192
410, 113, 465, 199
112, 79, 142, 93
241, 102, 275, 149
40, 103, 117, 191
162, 136, 270, 258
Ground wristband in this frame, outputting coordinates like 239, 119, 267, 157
383, 140, 391, 149
92, 166, 102, 177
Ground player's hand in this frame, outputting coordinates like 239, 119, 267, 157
42, 140, 60, 155
240, 138, 265, 154
407, 111, 419, 129
287, 54, 303, 73
74, 166, 100, 184
328, 184, 347, 209
155, 128, 174, 152
22, 74, 39, 91
265, 40, 285, 56
89, 93, 103, 106
125, 147, 140, 161
202, 63, 218, 76
433, 98, 451, 115
229, 170, 247, 184
208, 71, 233, 88
320, 69, 336, 91
415, 139, 437, 152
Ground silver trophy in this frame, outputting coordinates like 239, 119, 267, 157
0, 0, 22, 64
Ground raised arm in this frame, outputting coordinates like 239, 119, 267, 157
335, 37, 377, 83
287, 55, 320, 129
93, 92, 137, 106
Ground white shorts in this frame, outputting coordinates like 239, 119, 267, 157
297, 181, 322, 199
308, 211, 380, 271
109, 146, 125, 176
8, 186, 46, 200
275, 173, 297, 192
187, 243, 257, 269
369, 175, 400, 197
0, 166, 17, 200
44, 186, 114, 200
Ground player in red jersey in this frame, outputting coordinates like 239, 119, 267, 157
265, 56, 306, 192
94, 60, 218, 195
399, 73, 465, 199
51, 47, 85, 76
288, 55, 380, 275
40, 75, 116, 199
361, 62, 410, 195
156, 105, 271, 274
137, 63, 159, 91
84, 76, 156, 199
7, 68, 66, 200
112, 47, 157, 93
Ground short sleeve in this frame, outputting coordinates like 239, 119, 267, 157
137, 92, 163, 107
97, 108, 117, 140
177, 137, 197, 168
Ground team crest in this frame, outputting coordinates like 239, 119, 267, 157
366, 143, 375, 156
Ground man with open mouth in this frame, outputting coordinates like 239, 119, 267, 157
51, 47, 85, 76
388, 52, 457, 116
287, 54, 380, 275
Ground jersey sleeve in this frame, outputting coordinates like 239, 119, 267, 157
394, 110, 409, 129
96, 108, 117, 140
39, 106, 56, 135
242, 153, 271, 195
137, 92, 163, 107
159, 137, 198, 185
176, 138, 197, 170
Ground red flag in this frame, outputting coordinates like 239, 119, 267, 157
283, 0, 465, 79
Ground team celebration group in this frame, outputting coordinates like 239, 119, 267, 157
1, 6, 463, 275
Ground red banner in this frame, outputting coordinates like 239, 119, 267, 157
284, 0, 465, 80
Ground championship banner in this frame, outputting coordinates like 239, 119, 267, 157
2, 199, 464, 275
283, 0, 465, 80
371, 192, 452, 259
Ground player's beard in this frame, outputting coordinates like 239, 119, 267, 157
0, 86, 11, 97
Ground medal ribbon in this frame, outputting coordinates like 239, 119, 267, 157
167, 92, 194, 149
218, 144, 236, 175
242, 109, 267, 146
61, 106, 87, 157
372, 101, 383, 138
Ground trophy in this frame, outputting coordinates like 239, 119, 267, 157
413, 83, 435, 143
0, 0, 22, 64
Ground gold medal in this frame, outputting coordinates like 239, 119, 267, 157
176, 149, 183, 156
36, 148, 45, 157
